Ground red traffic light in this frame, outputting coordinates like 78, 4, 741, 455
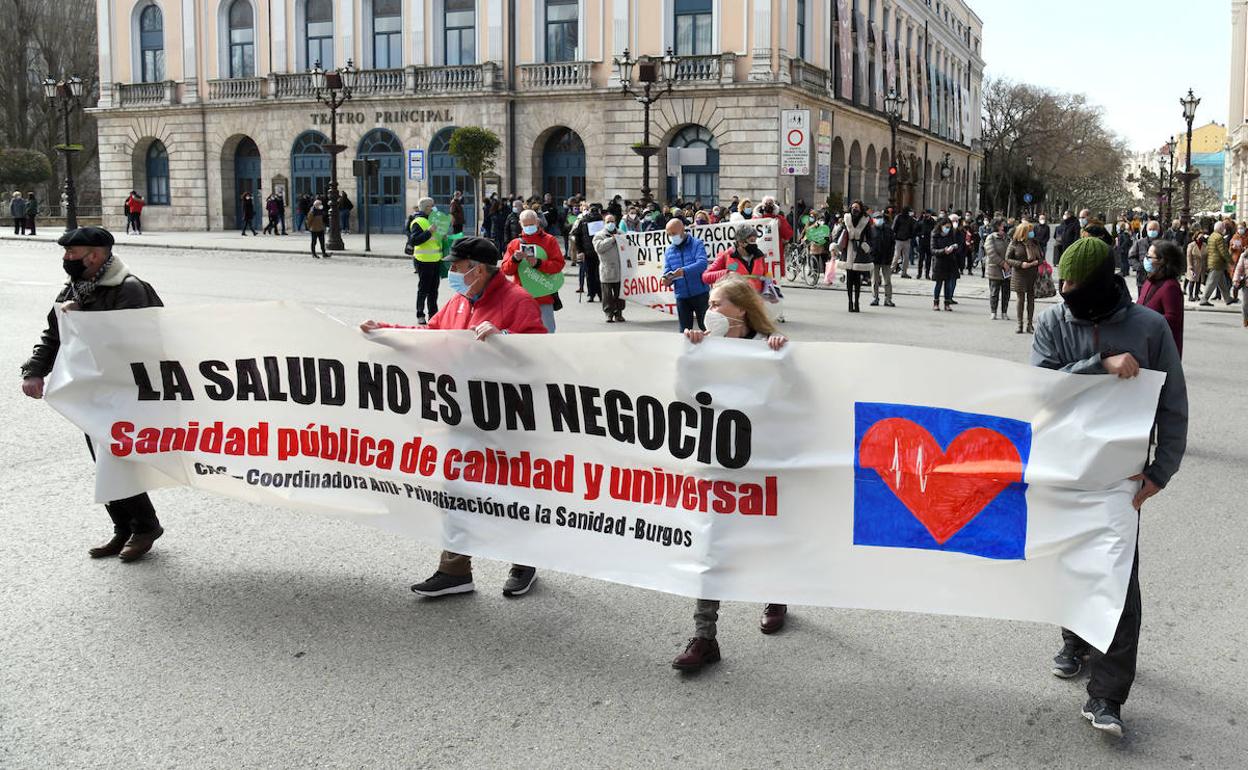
888, 165, 898, 176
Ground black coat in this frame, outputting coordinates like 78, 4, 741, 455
870, 222, 895, 265
891, 213, 914, 241
21, 272, 163, 379
930, 230, 964, 281
504, 212, 523, 244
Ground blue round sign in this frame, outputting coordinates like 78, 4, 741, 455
1023, 193, 1034, 204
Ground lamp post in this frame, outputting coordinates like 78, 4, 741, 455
939, 152, 952, 210
1179, 88, 1201, 232
883, 88, 904, 208
42, 75, 85, 231
614, 47, 678, 203
311, 59, 358, 251
1157, 153, 1168, 221
1025, 154, 1034, 217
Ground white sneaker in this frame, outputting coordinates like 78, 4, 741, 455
991, 312, 999, 320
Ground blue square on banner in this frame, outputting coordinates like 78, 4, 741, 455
853, 402, 1032, 560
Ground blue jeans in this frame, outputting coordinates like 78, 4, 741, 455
933, 277, 955, 303
540, 304, 556, 333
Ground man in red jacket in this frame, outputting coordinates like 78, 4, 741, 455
502, 209, 565, 332
359, 236, 546, 598
756, 196, 793, 242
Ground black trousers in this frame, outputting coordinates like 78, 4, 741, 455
676, 293, 708, 332
310, 230, 328, 258
13, 217, 24, 235
584, 253, 601, 300
601, 281, 623, 318
846, 269, 865, 309
416, 260, 442, 319
917, 241, 932, 277
25, 216, 35, 235
1061, 545, 1142, 705
85, 436, 159, 535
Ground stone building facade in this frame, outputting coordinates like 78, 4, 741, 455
95, 0, 985, 233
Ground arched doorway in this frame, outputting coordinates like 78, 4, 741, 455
665, 124, 719, 205
541, 128, 585, 199
428, 127, 476, 233
291, 131, 330, 202
847, 141, 862, 203
357, 128, 405, 233
233, 136, 262, 230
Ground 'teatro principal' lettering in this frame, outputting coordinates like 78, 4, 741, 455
126, 356, 754, 469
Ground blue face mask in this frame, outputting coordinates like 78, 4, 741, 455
448, 266, 476, 296
1147, 230, 1159, 239
1027, 231, 1035, 239
742, 207, 753, 216
522, 224, 538, 236
605, 222, 617, 232
670, 234, 685, 246
1143, 257, 1154, 273
941, 226, 951, 235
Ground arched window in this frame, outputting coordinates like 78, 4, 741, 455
444, 0, 475, 65
545, 0, 578, 63
667, 125, 719, 203
139, 5, 165, 82
228, 0, 255, 78
373, 0, 402, 68
305, 0, 333, 69
145, 141, 170, 205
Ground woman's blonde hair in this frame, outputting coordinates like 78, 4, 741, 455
712, 275, 776, 335
739, 198, 754, 214
1012, 222, 1033, 242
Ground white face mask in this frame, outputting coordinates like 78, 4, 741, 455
702, 310, 733, 337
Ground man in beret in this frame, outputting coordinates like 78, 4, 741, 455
21, 226, 167, 562
1031, 236, 1188, 738
360, 236, 546, 599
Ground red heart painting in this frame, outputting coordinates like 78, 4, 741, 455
858, 418, 1024, 544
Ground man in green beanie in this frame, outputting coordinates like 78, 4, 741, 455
1030, 236, 1188, 738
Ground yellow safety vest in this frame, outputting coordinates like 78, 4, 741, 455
410, 215, 442, 263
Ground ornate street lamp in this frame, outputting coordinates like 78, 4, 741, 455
615, 47, 679, 203
1179, 88, 1201, 233
43, 75, 86, 231
883, 88, 904, 208
311, 58, 357, 250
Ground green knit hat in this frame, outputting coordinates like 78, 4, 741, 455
1058, 237, 1111, 283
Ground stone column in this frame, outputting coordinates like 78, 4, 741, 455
98, 0, 113, 107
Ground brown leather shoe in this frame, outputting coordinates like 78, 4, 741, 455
760, 604, 788, 635
88, 534, 129, 559
118, 526, 164, 562
672, 637, 721, 671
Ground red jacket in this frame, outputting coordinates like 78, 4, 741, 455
502, 231, 566, 306
1138, 277, 1184, 357
703, 246, 768, 292
126, 196, 145, 214
757, 212, 793, 242
377, 272, 547, 334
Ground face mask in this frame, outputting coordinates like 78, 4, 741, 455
522, 224, 538, 236
1027, 231, 1035, 239
873, 218, 884, 226
1079, 218, 1088, 227
670, 234, 685, 246
1147, 230, 1159, 239
448, 266, 476, 296
702, 310, 732, 337
941, 226, 951, 235
512, 206, 522, 214
1060, 261, 1119, 321
1143, 257, 1154, 273
605, 222, 617, 232
1039, 218, 1046, 224
742, 207, 752, 216
63, 258, 88, 280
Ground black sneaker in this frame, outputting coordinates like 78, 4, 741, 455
884, 300, 896, 307
869, 298, 880, 306
502, 566, 537, 597
416, 315, 427, 326
1081, 697, 1124, 738
1052, 643, 1087, 678
410, 571, 475, 597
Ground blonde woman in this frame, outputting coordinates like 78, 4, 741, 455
673, 276, 787, 672
730, 198, 754, 223
1005, 221, 1045, 334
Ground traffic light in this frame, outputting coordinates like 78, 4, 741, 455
888, 165, 898, 178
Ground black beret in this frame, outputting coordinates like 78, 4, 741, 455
446, 236, 501, 266
58, 226, 114, 248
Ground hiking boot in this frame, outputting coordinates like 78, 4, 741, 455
1081, 698, 1124, 738
502, 566, 537, 597
672, 637, 721, 671
1052, 643, 1087, 678
410, 571, 475, 597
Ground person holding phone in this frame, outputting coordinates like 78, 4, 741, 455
661, 218, 709, 331
501, 209, 565, 332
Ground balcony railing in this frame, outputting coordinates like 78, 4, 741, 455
116, 81, 176, 107
272, 72, 316, 100
790, 60, 831, 96
355, 68, 406, 95
518, 61, 592, 91
672, 53, 735, 85
207, 77, 265, 102
412, 64, 492, 93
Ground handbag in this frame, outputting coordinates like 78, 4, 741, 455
1035, 273, 1057, 299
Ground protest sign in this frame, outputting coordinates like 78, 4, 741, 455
45, 303, 1163, 651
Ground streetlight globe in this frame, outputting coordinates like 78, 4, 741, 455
42, 77, 58, 99
660, 47, 678, 83
340, 59, 359, 91
68, 76, 85, 97
309, 61, 326, 91
1181, 88, 1200, 122
614, 48, 635, 87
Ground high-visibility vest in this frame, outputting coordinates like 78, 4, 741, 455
410, 215, 442, 262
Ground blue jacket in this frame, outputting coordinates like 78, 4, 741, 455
662, 235, 709, 299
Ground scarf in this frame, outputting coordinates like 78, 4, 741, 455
68, 253, 116, 304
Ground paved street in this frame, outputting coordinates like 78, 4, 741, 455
2, 238, 1246, 768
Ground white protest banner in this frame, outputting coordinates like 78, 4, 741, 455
616, 219, 779, 313
44, 303, 1163, 651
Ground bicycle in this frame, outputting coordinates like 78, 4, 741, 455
783, 241, 822, 287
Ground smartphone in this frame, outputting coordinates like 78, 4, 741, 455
520, 243, 538, 260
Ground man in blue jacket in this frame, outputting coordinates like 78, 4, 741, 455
661, 218, 709, 331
